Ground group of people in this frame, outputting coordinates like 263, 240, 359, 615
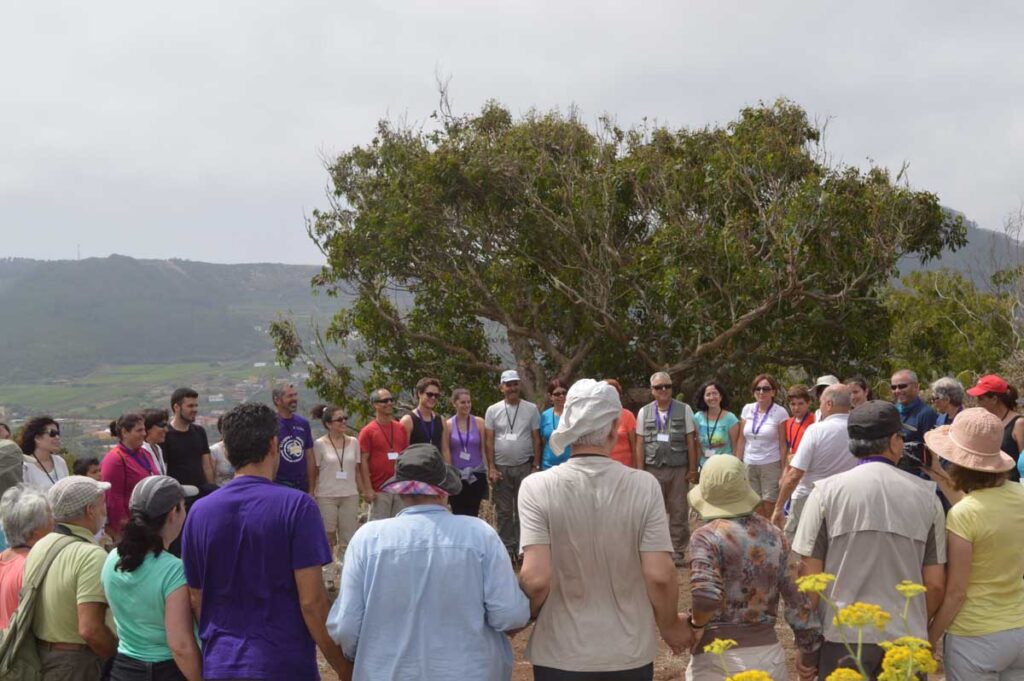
0, 366, 1023, 681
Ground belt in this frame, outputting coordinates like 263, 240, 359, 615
39, 640, 90, 652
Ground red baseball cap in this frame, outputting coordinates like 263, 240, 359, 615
966, 374, 1009, 397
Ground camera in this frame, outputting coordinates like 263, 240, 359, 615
897, 441, 932, 472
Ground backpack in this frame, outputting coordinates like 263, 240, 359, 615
0, 535, 86, 680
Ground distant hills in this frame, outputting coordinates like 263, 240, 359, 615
0, 255, 339, 382
0, 221, 1020, 385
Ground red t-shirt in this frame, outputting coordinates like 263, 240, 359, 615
358, 419, 410, 492
784, 413, 816, 455
610, 408, 638, 467
0, 550, 26, 630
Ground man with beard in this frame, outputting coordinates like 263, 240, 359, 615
163, 387, 214, 490
273, 383, 317, 495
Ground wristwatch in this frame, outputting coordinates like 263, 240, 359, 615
687, 612, 706, 629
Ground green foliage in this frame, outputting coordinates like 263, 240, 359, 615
284, 98, 965, 403
884, 270, 1020, 380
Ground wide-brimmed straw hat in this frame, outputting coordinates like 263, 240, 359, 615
687, 455, 761, 520
923, 407, 1015, 473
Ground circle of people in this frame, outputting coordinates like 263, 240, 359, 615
1, 368, 1023, 681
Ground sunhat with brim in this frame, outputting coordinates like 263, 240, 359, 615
687, 455, 761, 520
923, 407, 1015, 473
966, 374, 1009, 397
380, 443, 462, 496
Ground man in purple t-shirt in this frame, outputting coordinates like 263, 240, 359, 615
181, 402, 349, 681
272, 382, 316, 494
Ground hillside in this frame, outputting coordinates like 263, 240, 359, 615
0, 255, 339, 382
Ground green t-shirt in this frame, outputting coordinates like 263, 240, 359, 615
101, 548, 187, 661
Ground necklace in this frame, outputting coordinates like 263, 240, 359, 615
751, 403, 773, 436
703, 410, 722, 449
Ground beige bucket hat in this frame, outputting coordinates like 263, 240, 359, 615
687, 454, 761, 520
923, 407, 1015, 473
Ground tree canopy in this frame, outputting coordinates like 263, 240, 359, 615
273, 98, 965, 412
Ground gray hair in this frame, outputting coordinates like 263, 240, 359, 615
572, 421, 618, 448
822, 384, 852, 409
1, 484, 51, 547
369, 388, 389, 404
649, 372, 671, 387
849, 436, 892, 459
930, 377, 965, 406
893, 369, 919, 384
271, 382, 295, 404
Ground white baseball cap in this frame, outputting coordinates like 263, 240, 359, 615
814, 375, 840, 389
500, 369, 521, 384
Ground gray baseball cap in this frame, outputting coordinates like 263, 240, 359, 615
130, 475, 198, 518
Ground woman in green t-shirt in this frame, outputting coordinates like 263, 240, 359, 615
101, 476, 202, 681
924, 408, 1024, 680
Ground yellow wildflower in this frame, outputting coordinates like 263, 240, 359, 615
882, 636, 931, 650
895, 580, 927, 598
725, 672, 773, 681
825, 670, 864, 681
704, 638, 739, 655
878, 643, 939, 680
796, 572, 836, 594
833, 602, 890, 630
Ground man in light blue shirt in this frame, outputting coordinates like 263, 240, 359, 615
327, 442, 530, 680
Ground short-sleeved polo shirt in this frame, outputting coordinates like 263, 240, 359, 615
24, 524, 108, 644
793, 461, 945, 643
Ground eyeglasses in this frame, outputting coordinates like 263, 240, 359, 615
330, 417, 348, 423
890, 383, 910, 391
424, 392, 441, 399
551, 390, 567, 397
652, 384, 672, 391
374, 397, 395, 404
45, 429, 61, 438
754, 386, 774, 393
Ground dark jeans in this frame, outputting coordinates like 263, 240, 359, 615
533, 664, 654, 681
818, 641, 927, 680
108, 654, 186, 681
450, 473, 488, 517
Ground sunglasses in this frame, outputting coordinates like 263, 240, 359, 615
652, 384, 673, 391
423, 392, 441, 399
330, 416, 348, 423
155, 422, 169, 429
374, 397, 395, 404
551, 390, 567, 397
890, 383, 910, 391
45, 429, 61, 438
754, 386, 774, 393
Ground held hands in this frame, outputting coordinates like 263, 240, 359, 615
487, 467, 502, 484
770, 508, 786, 530
661, 613, 696, 655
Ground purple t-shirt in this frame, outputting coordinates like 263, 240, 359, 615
275, 413, 314, 491
181, 475, 331, 680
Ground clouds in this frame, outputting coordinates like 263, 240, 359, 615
2, 0, 1022, 263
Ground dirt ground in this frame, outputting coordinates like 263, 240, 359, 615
316, 501, 946, 680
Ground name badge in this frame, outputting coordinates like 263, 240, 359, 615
460, 451, 472, 461
387, 451, 399, 460
335, 471, 348, 480
656, 433, 670, 443
502, 433, 519, 442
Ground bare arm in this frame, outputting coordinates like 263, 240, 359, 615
519, 544, 552, 618
686, 431, 699, 482
359, 457, 375, 503
728, 422, 740, 454
440, 418, 452, 464
772, 467, 806, 526
399, 415, 413, 439
641, 551, 686, 650
201, 453, 215, 485
923, 560, 948, 624
923, 454, 965, 505
188, 587, 202, 621
798, 556, 825, 609
77, 602, 117, 659
165, 586, 203, 681
735, 420, 746, 461
532, 429, 542, 469
306, 448, 317, 497
1014, 418, 1024, 453
295, 565, 352, 680
778, 425, 788, 465
628, 431, 640, 469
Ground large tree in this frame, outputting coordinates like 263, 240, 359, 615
273, 98, 964, 412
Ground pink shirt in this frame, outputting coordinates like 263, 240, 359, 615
101, 443, 158, 537
0, 549, 27, 630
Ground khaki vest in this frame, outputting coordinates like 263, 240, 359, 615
639, 399, 690, 467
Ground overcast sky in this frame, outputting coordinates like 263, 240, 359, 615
3, 1, 1023, 265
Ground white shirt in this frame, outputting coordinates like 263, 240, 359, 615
142, 442, 168, 476
790, 413, 856, 500
22, 454, 70, 491
740, 402, 789, 465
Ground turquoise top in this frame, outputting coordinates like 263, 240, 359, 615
101, 548, 188, 662
540, 407, 571, 469
693, 410, 739, 467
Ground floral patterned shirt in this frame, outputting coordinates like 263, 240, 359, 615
689, 513, 822, 654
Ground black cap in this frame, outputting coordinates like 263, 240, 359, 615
848, 400, 916, 440
382, 443, 462, 496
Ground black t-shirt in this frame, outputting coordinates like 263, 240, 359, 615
163, 423, 210, 487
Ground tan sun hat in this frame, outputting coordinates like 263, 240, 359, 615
687, 455, 761, 520
923, 407, 1015, 473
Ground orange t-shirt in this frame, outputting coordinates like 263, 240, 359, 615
0, 550, 27, 630
784, 413, 816, 456
610, 408, 638, 467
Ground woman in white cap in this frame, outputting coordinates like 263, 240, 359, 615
685, 455, 820, 681
100, 476, 201, 681
924, 408, 1024, 679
